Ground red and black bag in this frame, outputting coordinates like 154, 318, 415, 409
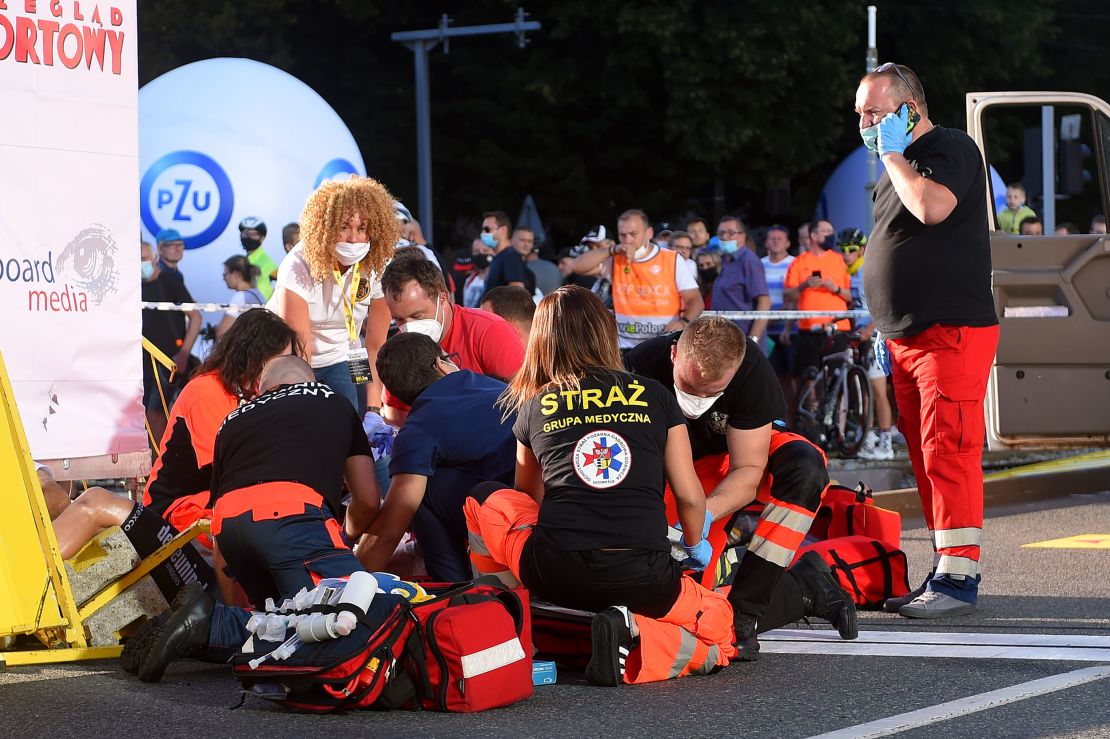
795, 535, 910, 608
811, 483, 872, 540
231, 592, 412, 713
378, 579, 534, 713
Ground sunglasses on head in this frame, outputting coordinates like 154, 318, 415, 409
875, 62, 912, 91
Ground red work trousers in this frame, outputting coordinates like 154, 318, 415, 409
464, 489, 737, 684
888, 323, 999, 578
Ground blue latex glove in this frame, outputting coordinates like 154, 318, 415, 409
873, 330, 892, 375
683, 538, 713, 572
363, 411, 396, 460
877, 104, 913, 157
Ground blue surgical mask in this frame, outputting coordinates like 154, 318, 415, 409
719, 240, 738, 254
860, 123, 879, 152
141, 260, 154, 280
480, 232, 497, 248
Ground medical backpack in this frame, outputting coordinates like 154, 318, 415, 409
794, 535, 910, 608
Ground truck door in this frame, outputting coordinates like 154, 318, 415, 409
965, 92, 1110, 450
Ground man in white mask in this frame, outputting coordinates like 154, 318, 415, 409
625, 316, 853, 660
379, 258, 525, 425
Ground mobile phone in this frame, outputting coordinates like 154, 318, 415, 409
812, 270, 822, 278
901, 103, 921, 131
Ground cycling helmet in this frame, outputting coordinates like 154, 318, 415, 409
238, 216, 267, 236
836, 227, 867, 247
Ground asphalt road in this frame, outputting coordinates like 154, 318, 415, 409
3, 491, 1109, 738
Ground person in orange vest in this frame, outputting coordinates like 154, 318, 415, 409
782, 218, 853, 385
465, 285, 736, 687
570, 209, 703, 350
626, 317, 858, 659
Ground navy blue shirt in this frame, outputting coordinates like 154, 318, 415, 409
389, 371, 517, 497
482, 248, 536, 299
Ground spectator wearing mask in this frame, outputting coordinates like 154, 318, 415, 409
782, 219, 851, 380
238, 217, 278, 301
141, 239, 201, 442
270, 176, 399, 413
696, 250, 722, 308
572, 210, 703, 349
712, 216, 770, 349
483, 226, 538, 299
215, 256, 264, 338
357, 333, 517, 581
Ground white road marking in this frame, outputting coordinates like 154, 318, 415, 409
807, 664, 1110, 739
761, 629, 1110, 661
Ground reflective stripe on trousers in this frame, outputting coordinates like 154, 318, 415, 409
464, 489, 737, 684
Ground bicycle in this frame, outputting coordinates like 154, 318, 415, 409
794, 332, 873, 457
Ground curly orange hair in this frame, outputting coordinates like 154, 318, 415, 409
298, 176, 400, 282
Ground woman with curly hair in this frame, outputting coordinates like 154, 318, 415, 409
463, 286, 737, 686
270, 176, 400, 412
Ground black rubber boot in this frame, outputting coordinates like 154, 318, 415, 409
791, 551, 858, 640
138, 582, 214, 683
733, 614, 761, 662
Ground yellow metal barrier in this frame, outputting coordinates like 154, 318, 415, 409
0, 347, 203, 667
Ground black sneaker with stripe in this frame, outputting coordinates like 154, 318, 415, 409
586, 606, 635, 687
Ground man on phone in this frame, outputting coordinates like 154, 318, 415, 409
781, 220, 851, 382
855, 64, 998, 617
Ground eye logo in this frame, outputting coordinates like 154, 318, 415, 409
140, 151, 235, 249
314, 158, 361, 189
54, 224, 120, 305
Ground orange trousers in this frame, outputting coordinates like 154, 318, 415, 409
465, 489, 737, 684
666, 431, 829, 588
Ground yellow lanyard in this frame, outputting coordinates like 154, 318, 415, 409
332, 264, 363, 344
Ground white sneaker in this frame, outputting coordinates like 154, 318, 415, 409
858, 430, 894, 461
890, 428, 906, 446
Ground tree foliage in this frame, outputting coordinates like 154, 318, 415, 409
138, 0, 1104, 251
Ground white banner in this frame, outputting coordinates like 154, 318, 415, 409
0, 1, 144, 461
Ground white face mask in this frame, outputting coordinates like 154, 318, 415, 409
400, 295, 444, 342
336, 241, 370, 266
674, 384, 723, 419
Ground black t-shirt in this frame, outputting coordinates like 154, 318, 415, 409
483, 248, 536, 298
864, 126, 998, 339
513, 372, 684, 552
625, 332, 787, 459
141, 270, 193, 357
210, 381, 373, 515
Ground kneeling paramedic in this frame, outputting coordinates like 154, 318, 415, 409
465, 286, 737, 686
130, 356, 381, 682
626, 317, 857, 658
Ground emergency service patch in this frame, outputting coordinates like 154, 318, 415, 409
573, 429, 631, 489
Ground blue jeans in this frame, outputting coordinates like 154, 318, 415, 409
314, 361, 359, 411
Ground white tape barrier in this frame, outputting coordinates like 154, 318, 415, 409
142, 301, 263, 313
140, 302, 874, 321
704, 310, 872, 320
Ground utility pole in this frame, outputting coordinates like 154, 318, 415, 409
864, 6, 878, 232
392, 9, 541, 244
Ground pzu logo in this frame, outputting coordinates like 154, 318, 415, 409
140, 151, 235, 249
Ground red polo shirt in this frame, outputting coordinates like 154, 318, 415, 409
383, 304, 525, 411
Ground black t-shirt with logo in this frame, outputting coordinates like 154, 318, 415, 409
210, 382, 373, 515
624, 332, 787, 459
513, 372, 684, 552
864, 125, 998, 339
